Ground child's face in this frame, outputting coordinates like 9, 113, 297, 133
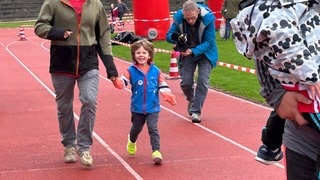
134, 46, 150, 65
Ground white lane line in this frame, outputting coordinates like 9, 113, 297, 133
6, 41, 143, 180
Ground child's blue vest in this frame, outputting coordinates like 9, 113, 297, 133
128, 64, 161, 114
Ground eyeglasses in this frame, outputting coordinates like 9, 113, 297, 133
184, 16, 198, 21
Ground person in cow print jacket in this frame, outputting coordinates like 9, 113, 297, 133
232, 0, 320, 179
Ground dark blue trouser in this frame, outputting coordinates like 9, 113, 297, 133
179, 54, 213, 115
129, 112, 160, 152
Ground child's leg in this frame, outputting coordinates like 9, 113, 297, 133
146, 113, 160, 151
129, 113, 146, 142
255, 111, 285, 165
262, 110, 285, 150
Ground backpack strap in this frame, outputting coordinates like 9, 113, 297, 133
239, 0, 257, 10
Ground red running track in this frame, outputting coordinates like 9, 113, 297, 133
0, 28, 286, 180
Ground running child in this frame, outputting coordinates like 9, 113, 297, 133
114, 39, 177, 164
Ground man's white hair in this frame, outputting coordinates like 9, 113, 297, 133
182, 0, 199, 12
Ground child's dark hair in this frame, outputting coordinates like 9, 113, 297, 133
131, 39, 154, 64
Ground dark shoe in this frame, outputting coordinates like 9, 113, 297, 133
187, 101, 194, 115
191, 113, 201, 123
255, 145, 283, 165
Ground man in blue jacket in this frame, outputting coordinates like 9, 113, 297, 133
166, 0, 218, 123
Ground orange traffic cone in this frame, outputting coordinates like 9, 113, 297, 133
18, 27, 27, 41
166, 50, 181, 80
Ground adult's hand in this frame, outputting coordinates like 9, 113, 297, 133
276, 91, 312, 125
64, 30, 72, 39
180, 48, 193, 57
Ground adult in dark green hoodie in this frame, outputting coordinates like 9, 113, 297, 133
35, 0, 122, 167
220, 0, 241, 39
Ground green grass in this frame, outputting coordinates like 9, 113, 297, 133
0, 21, 35, 28
0, 21, 266, 105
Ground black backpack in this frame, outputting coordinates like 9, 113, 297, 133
239, 0, 257, 10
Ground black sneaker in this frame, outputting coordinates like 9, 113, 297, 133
255, 145, 283, 165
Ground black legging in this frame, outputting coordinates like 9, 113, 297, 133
261, 110, 285, 150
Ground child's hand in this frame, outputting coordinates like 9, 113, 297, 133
309, 83, 320, 100
112, 77, 124, 89
162, 92, 177, 106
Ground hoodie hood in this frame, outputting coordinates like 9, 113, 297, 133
231, 0, 314, 59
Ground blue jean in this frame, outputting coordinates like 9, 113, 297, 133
51, 69, 99, 152
224, 18, 232, 39
129, 112, 160, 152
179, 54, 213, 115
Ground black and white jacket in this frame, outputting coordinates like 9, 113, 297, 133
231, 0, 320, 108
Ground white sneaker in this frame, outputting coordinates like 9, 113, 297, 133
79, 151, 93, 166
191, 113, 201, 123
64, 146, 77, 163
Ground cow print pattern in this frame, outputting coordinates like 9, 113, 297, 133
231, 0, 320, 85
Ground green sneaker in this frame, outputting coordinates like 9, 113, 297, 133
127, 136, 137, 155
152, 150, 163, 164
